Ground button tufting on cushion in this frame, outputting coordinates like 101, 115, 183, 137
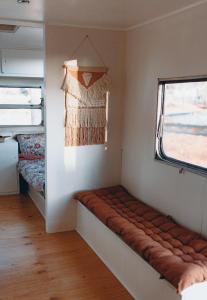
75, 185, 207, 293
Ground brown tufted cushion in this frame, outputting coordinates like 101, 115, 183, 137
75, 186, 207, 293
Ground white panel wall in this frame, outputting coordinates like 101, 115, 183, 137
45, 26, 125, 232
122, 5, 207, 236
1, 49, 44, 77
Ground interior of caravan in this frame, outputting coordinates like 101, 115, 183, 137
1, 1, 207, 299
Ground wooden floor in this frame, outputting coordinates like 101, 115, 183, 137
0, 194, 133, 300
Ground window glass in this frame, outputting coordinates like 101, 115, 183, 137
0, 87, 41, 105
157, 80, 207, 170
0, 109, 42, 126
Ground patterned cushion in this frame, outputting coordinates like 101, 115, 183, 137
18, 159, 45, 192
17, 134, 45, 157
75, 186, 207, 293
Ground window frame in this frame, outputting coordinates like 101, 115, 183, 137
155, 76, 207, 176
0, 85, 44, 127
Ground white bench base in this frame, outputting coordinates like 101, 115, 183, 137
28, 185, 45, 218
76, 202, 207, 300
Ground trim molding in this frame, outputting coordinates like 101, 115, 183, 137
127, 0, 207, 31
45, 21, 125, 32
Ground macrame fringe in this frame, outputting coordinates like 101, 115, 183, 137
65, 127, 105, 146
66, 107, 106, 128
62, 72, 110, 104
67, 94, 106, 108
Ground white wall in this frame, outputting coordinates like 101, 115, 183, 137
45, 25, 125, 233
122, 5, 207, 236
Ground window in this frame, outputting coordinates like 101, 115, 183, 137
156, 77, 207, 174
0, 86, 43, 126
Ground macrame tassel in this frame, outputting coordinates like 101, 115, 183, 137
67, 94, 106, 108
65, 127, 105, 146
66, 107, 106, 128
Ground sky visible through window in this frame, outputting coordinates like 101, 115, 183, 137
162, 81, 207, 169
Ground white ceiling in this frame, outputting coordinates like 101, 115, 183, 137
45, 0, 207, 29
0, 0, 206, 30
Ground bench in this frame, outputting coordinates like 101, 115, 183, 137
75, 186, 207, 300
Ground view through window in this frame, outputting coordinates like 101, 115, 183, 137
157, 79, 207, 171
0, 87, 43, 126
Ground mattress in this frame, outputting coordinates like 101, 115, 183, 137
75, 185, 207, 294
18, 159, 45, 193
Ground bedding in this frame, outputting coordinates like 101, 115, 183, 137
16, 134, 45, 157
18, 159, 45, 193
16, 133, 45, 193
75, 185, 207, 294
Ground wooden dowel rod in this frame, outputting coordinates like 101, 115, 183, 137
62, 65, 108, 72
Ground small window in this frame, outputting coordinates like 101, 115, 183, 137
0, 86, 43, 126
156, 78, 207, 174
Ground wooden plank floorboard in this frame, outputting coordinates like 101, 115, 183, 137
0, 195, 133, 300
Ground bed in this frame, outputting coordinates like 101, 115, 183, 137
18, 159, 45, 193
16, 134, 45, 217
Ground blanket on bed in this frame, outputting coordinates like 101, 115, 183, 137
18, 159, 45, 193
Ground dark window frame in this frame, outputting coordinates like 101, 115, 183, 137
155, 76, 207, 176
0, 85, 44, 127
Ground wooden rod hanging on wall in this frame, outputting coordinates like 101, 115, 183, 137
62, 65, 108, 73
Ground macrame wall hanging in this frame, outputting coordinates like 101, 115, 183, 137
61, 35, 110, 147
